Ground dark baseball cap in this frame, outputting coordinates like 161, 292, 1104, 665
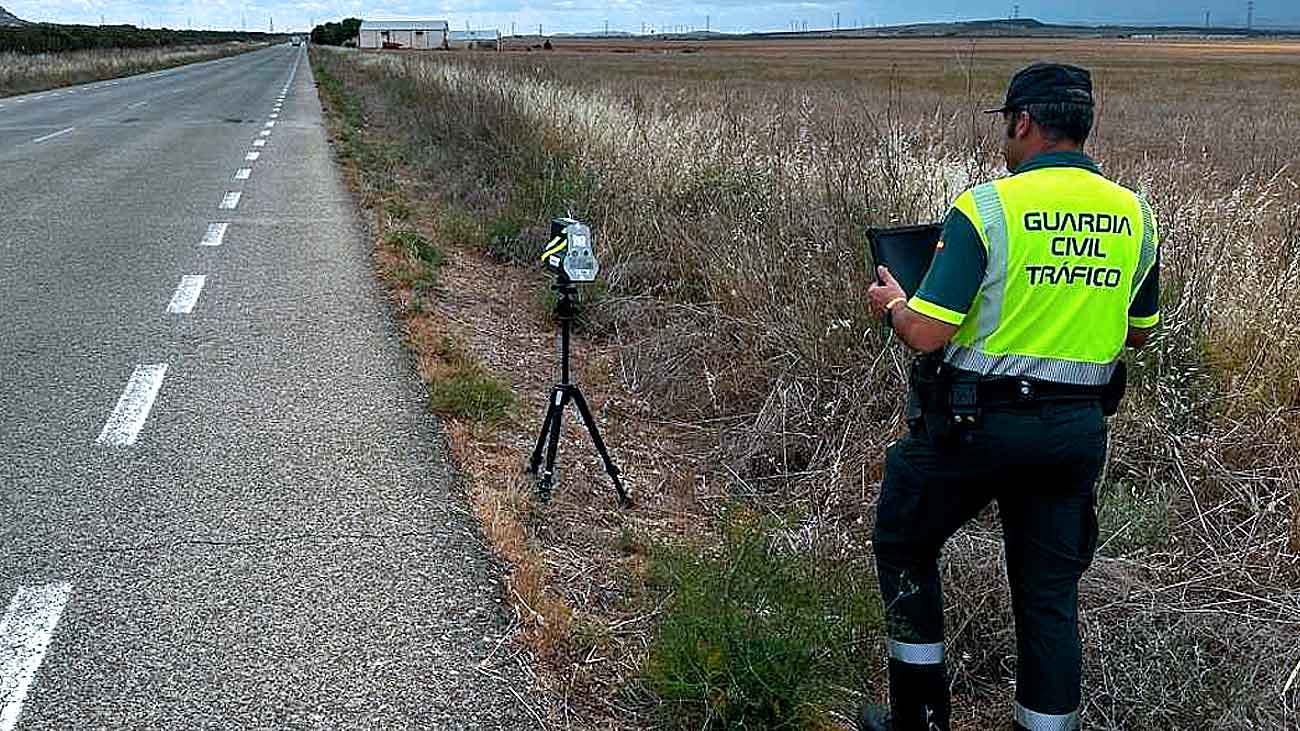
984, 63, 1094, 114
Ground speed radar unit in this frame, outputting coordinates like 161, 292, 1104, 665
541, 218, 599, 284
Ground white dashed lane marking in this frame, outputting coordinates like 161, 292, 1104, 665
31, 127, 74, 144
253, 139, 266, 148
0, 583, 72, 731
259, 130, 271, 137
166, 275, 207, 314
201, 222, 228, 247
264, 121, 275, 128
96, 364, 168, 447
234, 168, 252, 181
245, 151, 260, 161
219, 192, 241, 210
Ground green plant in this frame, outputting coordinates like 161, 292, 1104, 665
387, 229, 444, 269
384, 198, 412, 222
486, 217, 533, 263
427, 369, 514, 423
437, 207, 484, 248
644, 514, 883, 729
1097, 481, 1171, 554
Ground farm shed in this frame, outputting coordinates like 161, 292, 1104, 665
358, 20, 449, 50
448, 29, 500, 50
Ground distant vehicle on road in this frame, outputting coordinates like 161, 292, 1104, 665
291, 36, 303, 46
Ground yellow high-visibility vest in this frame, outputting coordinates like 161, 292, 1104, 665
940, 167, 1158, 385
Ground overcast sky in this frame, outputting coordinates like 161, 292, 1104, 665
7, 0, 1297, 35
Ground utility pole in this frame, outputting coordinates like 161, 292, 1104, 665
511, 21, 516, 36
835, 11, 840, 31
269, 16, 274, 33
538, 23, 543, 37
604, 19, 609, 35
1246, 0, 1254, 29
706, 14, 710, 33
1204, 10, 1211, 29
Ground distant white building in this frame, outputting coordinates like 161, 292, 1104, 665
358, 20, 449, 50
448, 29, 501, 49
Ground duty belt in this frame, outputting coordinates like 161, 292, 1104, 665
976, 377, 1107, 406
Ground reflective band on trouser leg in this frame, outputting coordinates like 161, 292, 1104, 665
1014, 702, 1079, 731
887, 640, 944, 665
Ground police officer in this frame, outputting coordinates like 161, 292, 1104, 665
860, 64, 1160, 731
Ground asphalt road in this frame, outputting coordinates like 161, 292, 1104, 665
0, 45, 540, 729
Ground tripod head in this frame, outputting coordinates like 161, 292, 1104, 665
551, 281, 581, 323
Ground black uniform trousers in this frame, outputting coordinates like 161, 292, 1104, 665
873, 399, 1106, 731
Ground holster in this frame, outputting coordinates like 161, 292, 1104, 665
1102, 360, 1127, 417
908, 354, 978, 449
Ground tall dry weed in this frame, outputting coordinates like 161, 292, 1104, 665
0, 43, 262, 97
316, 47, 1300, 727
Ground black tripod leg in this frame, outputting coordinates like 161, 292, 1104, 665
570, 388, 631, 508
527, 388, 562, 476
538, 389, 569, 502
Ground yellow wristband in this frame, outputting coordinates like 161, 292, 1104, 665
885, 296, 906, 311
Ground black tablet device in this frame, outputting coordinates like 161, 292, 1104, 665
867, 223, 943, 296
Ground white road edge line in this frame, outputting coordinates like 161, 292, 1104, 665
234, 168, 252, 181
220, 192, 241, 210
0, 583, 73, 731
31, 127, 74, 144
166, 275, 207, 314
201, 222, 229, 246
95, 364, 168, 447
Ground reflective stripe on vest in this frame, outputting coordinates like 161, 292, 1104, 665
1013, 702, 1080, 731
1133, 196, 1159, 303
946, 167, 1153, 386
945, 345, 1115, 384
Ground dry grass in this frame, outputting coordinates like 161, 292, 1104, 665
0, 42, 264, 97
314, 39, 1300, 729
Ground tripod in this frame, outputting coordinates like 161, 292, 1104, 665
526, 282, 631, 507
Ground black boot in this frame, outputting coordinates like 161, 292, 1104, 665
886, 659, 950, 731
857, 703, 892, 731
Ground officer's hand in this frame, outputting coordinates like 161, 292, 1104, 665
868, 265, 908, 316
